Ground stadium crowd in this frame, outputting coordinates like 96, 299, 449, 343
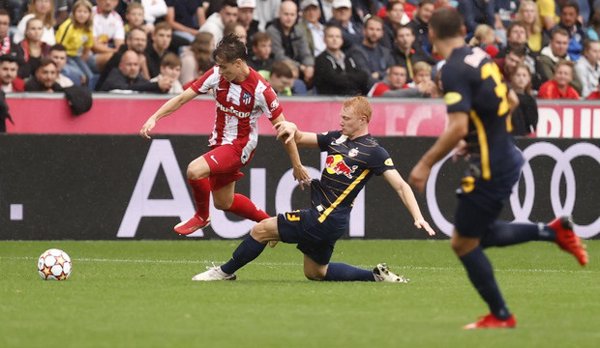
0, 1, 599, 113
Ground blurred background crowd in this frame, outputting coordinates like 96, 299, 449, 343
0, 0, 598, 123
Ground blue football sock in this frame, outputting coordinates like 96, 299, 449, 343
459, 247, 511, 320
324, 262, 375, 281
480, 221, 556, 248
220, 235, 266, 275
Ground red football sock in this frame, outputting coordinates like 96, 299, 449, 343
226, 193, 270, 222
188, 178, 210, 219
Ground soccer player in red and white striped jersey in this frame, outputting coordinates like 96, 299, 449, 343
140, 34, 310, 235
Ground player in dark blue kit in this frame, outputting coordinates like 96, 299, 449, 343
409, 8, 588, 329
193, 96, 436, 282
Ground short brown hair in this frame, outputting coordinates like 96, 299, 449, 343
430, 8, 464, 40
160, 52, 181, 68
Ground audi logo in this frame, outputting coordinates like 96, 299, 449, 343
426, 142, 600, 238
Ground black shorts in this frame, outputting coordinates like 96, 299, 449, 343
277, 208, 349, 265
455, 164, 522, 238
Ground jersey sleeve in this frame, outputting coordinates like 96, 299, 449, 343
190, 67, 219, 94
258, 85, 283, 120
441, 61, 472, 114
369, 146, 395, 176
316, 131, 341, 152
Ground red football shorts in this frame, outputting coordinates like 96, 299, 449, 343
203, 144, 254, 191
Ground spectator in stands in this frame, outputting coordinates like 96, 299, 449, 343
165, 0, 205, 43
268, 59, 296, 96
496, 22, 537, 70
247, 32, 274, 78
370, 63, 438, 98
95, 27, 150, 90
556, 1, 587, 61
145, 22, 173, 78
99, 50, 172, 93
179, 32, 214, 85
537, 0, 557, 33
19, 18, 50, 79
125, 2, 152, 35
537, 27, 582, 93
0, 9, 25, 67
468, 24, 499, 58
586, 77, 600, 99
391, 25, 435, 82
0, 55, 25, 92
515, 0, 544, 53
150, 52, 183, 94
254, 0, 281, 31
266, 0, 314, 85
381, 0, 410, 49
224, 22, 248, 45
14, 0, 56, 46
237, 0, 259, 48
574, 40, 600, 98
408, 0, 435, 58
348, 16, 395, 88
298, 0, 326, 57
510, 63, 538, 136
459, 0, 495, 39
313, 25, 368, 96
498, 44, 527, 81
92, 0, 126, 72
49, 44, 74, 88
327, 0, 363, 51
587, 10, 600, 41
200, 0, 239, 47
495, 0, 520, 46
25, 58, 63, 92
141, 0, 168, 29
0, 0, 22, 26
407, 61, 433, 89
55, 0, 94, 86
538, 60, 580, 99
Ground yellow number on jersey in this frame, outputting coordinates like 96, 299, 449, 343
480, 62, 509, 116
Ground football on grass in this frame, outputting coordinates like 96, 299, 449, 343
38, 249, 72, 280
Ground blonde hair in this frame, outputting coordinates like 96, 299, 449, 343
71, 0, 93, 29
343, 96, 372, 123
28, 0, 55, 28
516, 0, 542, 35
469, 24, 495, 46
413, 61, 432, 75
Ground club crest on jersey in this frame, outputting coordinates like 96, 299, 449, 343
325, 154, 357, 179
242, 91, 252, 105
348, 148, 359, 157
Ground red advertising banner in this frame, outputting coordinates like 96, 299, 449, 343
5, 94, 600, 138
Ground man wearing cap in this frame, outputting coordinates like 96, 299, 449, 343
266, 0, 314, 85
327, 0, 363, 51
237, 0, 259, 48
298, 0, 326, 57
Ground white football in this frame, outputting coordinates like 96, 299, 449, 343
37, 249, 72, 280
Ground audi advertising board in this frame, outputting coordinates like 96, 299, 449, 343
1, 136, 598, 240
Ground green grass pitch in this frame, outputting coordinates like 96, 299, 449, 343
1, 240, 598, 347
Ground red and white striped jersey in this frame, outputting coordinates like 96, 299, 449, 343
190, 67, 283, 164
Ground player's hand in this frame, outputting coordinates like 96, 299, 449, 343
274, 121, 297, 144
140, 118, 156, 139
452, 139, 469, 162
414, 219, 436, 236
408, 161, 431, 193
293, 165, 311, 190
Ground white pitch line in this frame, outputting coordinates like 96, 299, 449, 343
0, 256, 593, 274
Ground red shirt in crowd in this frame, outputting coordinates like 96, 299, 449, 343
537, 80, 580, 100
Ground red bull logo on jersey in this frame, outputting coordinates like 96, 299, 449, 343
325, 154, 358, 179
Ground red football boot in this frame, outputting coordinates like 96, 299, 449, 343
173, 215, 211, 235
548, 216, 588, 266
463, 313, 516, 330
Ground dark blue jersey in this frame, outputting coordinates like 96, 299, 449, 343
314, 131, 395, 222
441, 46, 522, 182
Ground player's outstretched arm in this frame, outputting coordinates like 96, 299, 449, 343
271, 116, 311, 188
383, 169, 436, 236
409, 112, 469, 192
273, 120, 319, 148
140, 88, 198, 139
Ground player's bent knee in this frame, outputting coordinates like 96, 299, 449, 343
213, 199, 232, 211
249, 221, 269, 243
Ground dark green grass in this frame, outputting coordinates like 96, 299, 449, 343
1, 240, 598, 348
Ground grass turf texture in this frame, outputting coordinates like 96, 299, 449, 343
1, 240, 598, 348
